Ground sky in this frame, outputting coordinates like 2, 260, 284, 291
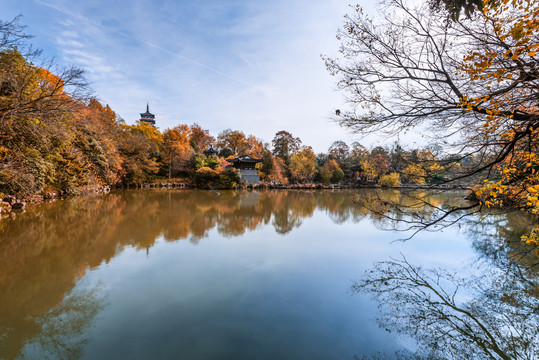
2, 0, 382, 153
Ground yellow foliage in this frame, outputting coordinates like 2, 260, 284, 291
289, 146, 317, 183
402, 163, 426, 184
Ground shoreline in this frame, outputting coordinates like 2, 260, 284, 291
0, 181, 472, 216
0, 181, 471, 216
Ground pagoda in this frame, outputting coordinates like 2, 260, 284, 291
203, 145, 219, 157
139, 103, 156, 125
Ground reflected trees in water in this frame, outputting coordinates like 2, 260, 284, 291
0, 189, 356, 357
351, 189, 476, 236
2, 189, 535, 358
353, 226, 538, 360
351, 190, 538, 359
13, 284, 105, 360
353, 256, 537, 359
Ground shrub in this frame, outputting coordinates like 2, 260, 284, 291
219, 174, 236, 189
194, 154, 220, 171
218, 169, 241, 189
194, 167, 219, 186
379, 172, 401, 187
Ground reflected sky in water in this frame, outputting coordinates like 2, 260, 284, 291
0, 189, 530, 359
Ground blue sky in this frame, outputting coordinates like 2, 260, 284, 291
2, 0, 380, 152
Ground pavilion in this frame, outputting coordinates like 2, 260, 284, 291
226, 155, 262, 184
203, 145, 219, 157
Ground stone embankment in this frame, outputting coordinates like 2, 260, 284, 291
250, 183, 470, 190
0, 186, 112, 215
117, 182, 189, 189
116, 182, 358, 190
255, 183, 354, 190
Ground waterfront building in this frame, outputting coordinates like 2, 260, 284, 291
226, 155, 262, 184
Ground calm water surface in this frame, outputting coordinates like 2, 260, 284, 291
0, 189, 536, 359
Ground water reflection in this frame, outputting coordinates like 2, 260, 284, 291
353, 211, 539, 359
0, 189, 445, 358
0, 189, 534, 359
18, 284, 105, 360
352, 189, 475, 236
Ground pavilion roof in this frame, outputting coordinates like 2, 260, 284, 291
226, 154, 262, 163
203, 145, 218, 157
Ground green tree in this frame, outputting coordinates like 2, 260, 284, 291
194, 153, 220, 171
429, 0, 484, 19
219, 168, 241, 189
389, 142, 408, 173
194, 167, 219, 187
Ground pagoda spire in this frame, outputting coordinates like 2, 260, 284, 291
139, 102, 156, 126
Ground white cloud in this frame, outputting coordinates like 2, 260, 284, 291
56, 38, 84, 48
60, 30, 79, 38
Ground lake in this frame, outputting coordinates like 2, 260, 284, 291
0, 189, 537, 359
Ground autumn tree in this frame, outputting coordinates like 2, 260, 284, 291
349, 142, 371, 170
359, 159, 378, 183
326, 0, 538, 177
73, 99, 123, 185
116, 122, 162, 184
217, 129, 248, 156
163, 125, 193, 178
259, 148, 274, 180
189, 123, 214, 153
320, 159, 344, 184
326, 0, 539, 249
328, 140, 349, 163
260, 148, 287, 184
369, 147, 391, 178
417, 150, 445, 183
289, 146, 317, 183
245, 135, 264, 158
272, 130, 302, 166
0, 17, 98, 194
402, 163, 427, 184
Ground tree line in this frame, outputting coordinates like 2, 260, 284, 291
0, 16, 465, 196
